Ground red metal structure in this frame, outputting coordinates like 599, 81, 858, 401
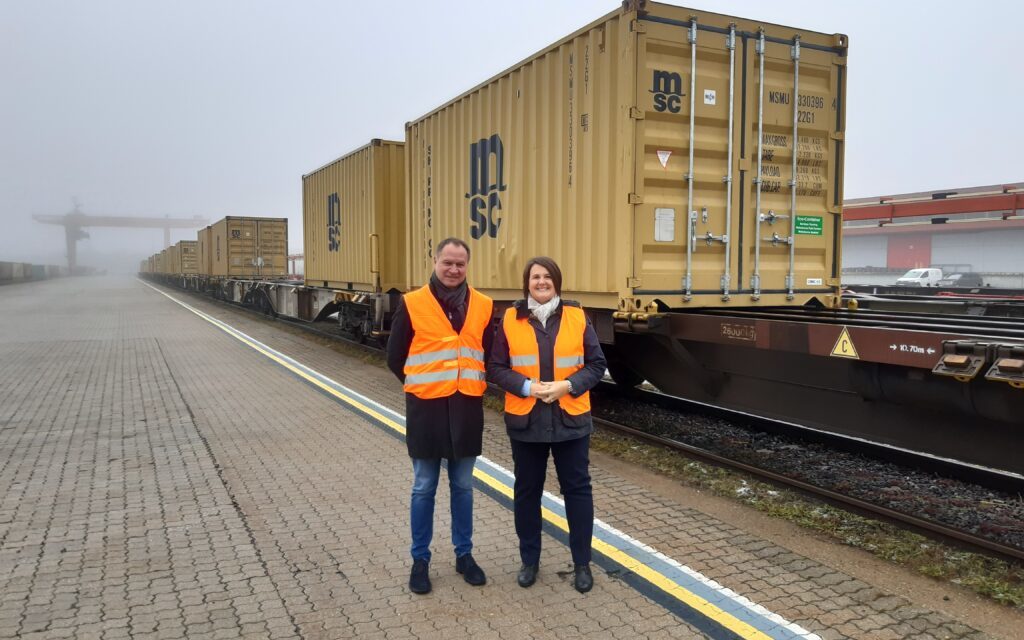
843, 184, 1024, 222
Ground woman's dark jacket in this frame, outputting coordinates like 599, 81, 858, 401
386, 282, 493, 460
487, 299, 606, 442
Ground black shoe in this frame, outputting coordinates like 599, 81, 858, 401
409, 558, 431, 594
517, 563, 539, 588
573, 563, 593, 593
455, 553, 486, 586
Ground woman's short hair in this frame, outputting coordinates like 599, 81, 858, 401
522, 256, 562, 298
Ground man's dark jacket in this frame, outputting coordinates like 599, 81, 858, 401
386, 282, 494, 459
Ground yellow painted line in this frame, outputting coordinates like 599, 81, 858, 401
143, 281, 787, 640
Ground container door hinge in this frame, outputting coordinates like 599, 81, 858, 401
628, 193, 644, 204
627, 277, 642, 288
931, 340, 988, 382
630, 20, 647, 33
830, 131, 845, 141
629, 107, 645, 120
985, 345, 1024, 389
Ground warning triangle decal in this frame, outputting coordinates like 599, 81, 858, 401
830, 327, 859, 359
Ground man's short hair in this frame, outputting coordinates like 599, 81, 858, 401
436, 237, 470, 261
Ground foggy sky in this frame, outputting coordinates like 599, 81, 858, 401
2, 0, 1021, 270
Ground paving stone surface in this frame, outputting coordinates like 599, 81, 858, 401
0, 276, 1015, 639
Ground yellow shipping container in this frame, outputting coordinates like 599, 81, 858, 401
209, 216, 288, 278
167, 244, 181, 275
302, 139, 406, 292
156, 250, 167, 274
406, 1, 847, 310
176, 240, 199, 274
197, 226, 212, 276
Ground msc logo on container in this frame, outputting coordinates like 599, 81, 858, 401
465, 134, 507, 239
327, 192, 340, 252
650, 69, 685, 113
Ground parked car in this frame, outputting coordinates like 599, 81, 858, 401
937, 272, 984, 287
895, 268, 943, 287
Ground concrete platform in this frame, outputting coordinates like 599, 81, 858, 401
0, 276, 1019, 639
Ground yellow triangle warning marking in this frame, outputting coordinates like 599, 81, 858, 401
831, 327, 859, 359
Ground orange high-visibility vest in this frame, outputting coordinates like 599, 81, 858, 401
503, 305, 590, 416
402, 285, 493, 399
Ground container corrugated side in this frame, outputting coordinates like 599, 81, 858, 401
303, 139, 406, 292
177, 240, 199, 274
197, 226, 213, 276
167, 244, 181, 275
405, 1, 846, 309
210, 216, 289, 278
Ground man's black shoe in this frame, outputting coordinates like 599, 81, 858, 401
573, 563, 593, 593
455, 553, 486, 586
409, 558, 431, 594
517, 563, 539, 588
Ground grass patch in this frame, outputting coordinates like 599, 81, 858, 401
591, 429, 1024, 609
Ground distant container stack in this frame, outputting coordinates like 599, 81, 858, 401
206, 216, 288, 278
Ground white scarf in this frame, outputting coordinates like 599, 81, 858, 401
528, 295, 560, 328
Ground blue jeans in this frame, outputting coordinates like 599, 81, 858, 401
410, 457, 476, 562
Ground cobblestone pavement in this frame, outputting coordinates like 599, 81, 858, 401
0, 276, 1017, 639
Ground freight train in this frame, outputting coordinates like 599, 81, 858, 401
141, 1, 1024, 475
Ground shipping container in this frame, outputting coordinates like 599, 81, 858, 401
0, 262, 13, 282
303, 139, 406, 292
156, 250, 167, 274
406, 1, 847, 310
209, 216, 288, 278
167, 244, 181, 275
197, 226, 213, 276
176, 240, 199, 274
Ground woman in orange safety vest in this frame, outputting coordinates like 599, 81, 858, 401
487, 256, 606, 594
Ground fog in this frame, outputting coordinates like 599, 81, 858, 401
2, 0, 1021, 272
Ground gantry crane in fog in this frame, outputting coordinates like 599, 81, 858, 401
33, 207, 209, 273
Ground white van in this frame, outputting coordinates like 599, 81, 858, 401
895, 268, 943, 287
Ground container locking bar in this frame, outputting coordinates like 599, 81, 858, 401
683, 18, 698, 302
720, 24, 737, 301
750, 30, 766, 300
985, 345, 1024, 389
786, 36, 801, 300
931, 340, 988, 382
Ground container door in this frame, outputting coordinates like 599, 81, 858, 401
633, 16, 845, 307
740, 30, 844, 302
632, 19, 738, 302
258, 220, 287, 276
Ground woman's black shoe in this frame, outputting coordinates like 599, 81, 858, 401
573, 563, 593, 593
517, 563, 539, 588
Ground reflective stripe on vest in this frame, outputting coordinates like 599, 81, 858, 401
402, 285, 493, 399
503, 305, 591, 416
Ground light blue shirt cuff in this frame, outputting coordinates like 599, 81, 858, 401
521, 379, 532, 397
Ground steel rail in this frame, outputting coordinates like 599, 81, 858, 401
592, 413, 1024, 564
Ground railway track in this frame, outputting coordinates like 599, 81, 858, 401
592, 383, 1024, 564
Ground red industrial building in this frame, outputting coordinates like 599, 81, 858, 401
842, 183, 1024, 287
